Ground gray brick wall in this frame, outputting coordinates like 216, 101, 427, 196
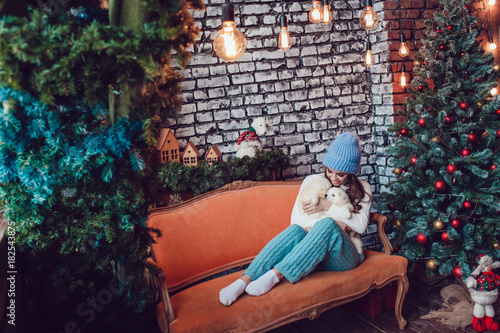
166, 0, 393, 197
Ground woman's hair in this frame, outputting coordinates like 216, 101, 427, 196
322, 168, 370, 213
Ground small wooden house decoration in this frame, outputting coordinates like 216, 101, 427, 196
205, 144, 222, 166
156, 128, 180, 164
182, 141, 200, 167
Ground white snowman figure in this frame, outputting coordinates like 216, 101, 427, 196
465, 254, 500, 332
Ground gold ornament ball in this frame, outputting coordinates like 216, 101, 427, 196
394, 167, 402, 175
395, 219, 402, 227
433, 219, 444, 230
427, 259, 437, 269
430, 136, 440, 143
494, 242, 500, 250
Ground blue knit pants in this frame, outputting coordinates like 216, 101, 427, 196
244, 218, 362, 283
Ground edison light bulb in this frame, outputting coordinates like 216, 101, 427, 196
364, 41, 373, 66
213, 0, 246, 62
322, 0, 332, 24
489, 0, 496, 5
491, 87, 498, 95
490, 42, 497, 51
365, 50, 373, 66
278, 15, 291, 51
309, 1, 323, 23
400, 65, 408, 88
399, 42, 409, 57
214, 22, 247, 61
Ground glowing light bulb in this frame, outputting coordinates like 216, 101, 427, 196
365, 50, 373, 66
309, 0, 323, 23
322, 0, 332, 24
365, 41, 373, 66
213, 0, 246, 62
277, 15, 292, 51
489, 0, 496, 5
400, 64, 408, 88
491, 87, 498, 95
360, 0, 379, 30
490, 42, 497, 51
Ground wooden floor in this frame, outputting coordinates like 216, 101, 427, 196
267, 273, 477, 333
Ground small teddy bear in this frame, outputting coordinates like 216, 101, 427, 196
235, 117, 268, 159
465, 254, 500, 332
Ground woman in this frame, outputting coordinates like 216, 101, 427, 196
219, 132, 372, 306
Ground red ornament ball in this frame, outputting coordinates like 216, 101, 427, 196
447, 164, 457, 174
434, 180, 447, 191
416, 233, 428, 245
439, 45, 446, 50
447, 25, 453, 31
444, 115, 453, 124
441, 232, 450, 242
436, 28, 441, 33
496, 129, 500, 138
451, 218, 461, 228
400, 128, 410, 137
468, 133, 478, 143
410, 156, 418, 165
463, 199, 473, 210
496, 109, 500, 117
490, 164, 497, 171
453, 266, 463, 278
459, 102, 467, 110
462, 148, 471, 156
418, 85, 424, 91
418, 118, 427, 127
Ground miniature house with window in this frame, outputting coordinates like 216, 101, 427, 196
182, 141, 200, 167
156, 128, 180, 164
205, 144, 222, 165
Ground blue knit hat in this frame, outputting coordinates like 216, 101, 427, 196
322, 133, 361, 174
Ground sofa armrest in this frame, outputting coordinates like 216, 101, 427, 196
370, 212, 393, 255
147, 259, 176, 326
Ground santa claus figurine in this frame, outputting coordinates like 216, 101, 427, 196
466, 254, 500, 332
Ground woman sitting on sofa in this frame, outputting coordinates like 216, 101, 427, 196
219, 132, 373, 306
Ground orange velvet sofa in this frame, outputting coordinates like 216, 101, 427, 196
147, 180, 409, 333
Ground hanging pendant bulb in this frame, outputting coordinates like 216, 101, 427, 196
400, 64, 409, 88
398, 33, 410, 57
489, 40, 497, 51
365, 41, 373, 66
322, 0, 332, 23
278, 14, 292, 51
360, 0, 379, 30
213, 0, 247, 62
491, 87, 498, 96
309, 0, 323, 23
489, 0, 496, 5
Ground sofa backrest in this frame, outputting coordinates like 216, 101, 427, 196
148, 181, 301, 292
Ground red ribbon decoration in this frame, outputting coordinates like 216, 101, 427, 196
482, 271, 500, 286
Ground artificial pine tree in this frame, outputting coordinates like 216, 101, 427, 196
0, 0, 202, 331
383, 0, 500, 279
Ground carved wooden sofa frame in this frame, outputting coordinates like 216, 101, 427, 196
148, 180, 409, 333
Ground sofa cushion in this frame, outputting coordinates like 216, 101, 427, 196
158, 250, 407, 333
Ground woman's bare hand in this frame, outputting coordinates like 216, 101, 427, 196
302, 198, 333, 215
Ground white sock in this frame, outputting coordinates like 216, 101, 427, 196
219, 279, 247, 306
245, 270, 280, 296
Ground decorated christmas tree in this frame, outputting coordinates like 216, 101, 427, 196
383, 0, 500, 279
0, 0, 202, 331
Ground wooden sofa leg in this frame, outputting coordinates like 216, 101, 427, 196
395, 274, 409, 329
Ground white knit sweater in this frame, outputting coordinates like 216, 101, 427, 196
290, 174, 372, 235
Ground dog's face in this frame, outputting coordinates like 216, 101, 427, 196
324, 187, 350, 206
